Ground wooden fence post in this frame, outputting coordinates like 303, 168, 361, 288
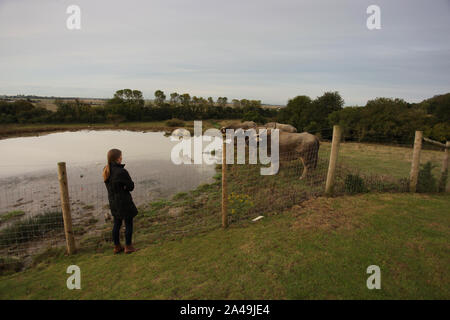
409, 131, 423, 193
438, 141, 449, 192
221, 135, 228, 228
57, 162, 76, 254
325, 125, 342, 196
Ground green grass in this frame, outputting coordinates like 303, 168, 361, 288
0, 193, 448, 299
318, 141, 447, 193
0, 210, 25, 224
322, 142, 444, 179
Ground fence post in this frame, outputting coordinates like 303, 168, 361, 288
409, 131, 423, 193
221, 134, 228, 228
438, 141, 449, 192
57, 162, 76, 254
325, 125, 342, 196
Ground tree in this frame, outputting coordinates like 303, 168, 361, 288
314, 91, 344, 113
217, 97, 228, 107
112, 89, 144, 106
179, 93, 191, 107
276, 92, 343, 136
329, 106, 365, 140
307, 91, 344, 133
169, 92, 180, 106
277, 95, 312, 131
154, 90, 166, 105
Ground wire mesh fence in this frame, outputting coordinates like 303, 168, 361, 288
0, 163, 218, 271
0, 127, 448, 273
333, 133, 448, 194
333, 136, 414, 195
225, 148, 331, 225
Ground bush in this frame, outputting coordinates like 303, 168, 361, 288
344, 174, 367, 194
166, 118, 184, 127
417, 161, 438, 193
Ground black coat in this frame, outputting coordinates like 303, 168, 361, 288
104, 162, 138, 219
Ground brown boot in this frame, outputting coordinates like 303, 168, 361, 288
114, 244, 124, 254
124, 245, 138, 254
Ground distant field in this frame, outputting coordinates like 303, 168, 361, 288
32, 98, 107, 112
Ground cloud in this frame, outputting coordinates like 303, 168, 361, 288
0, 0, 449, 105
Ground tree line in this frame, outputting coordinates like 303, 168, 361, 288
277, 91, 449, 143
0, 89, 275, 125
0, 89, 448, 143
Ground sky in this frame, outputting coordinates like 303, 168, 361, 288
0, 0, 449, 105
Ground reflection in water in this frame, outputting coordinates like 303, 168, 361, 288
0, 130, 217, 223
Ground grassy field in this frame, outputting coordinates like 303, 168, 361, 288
333, 142, 444, 178
317, 142, 447, 192
0, 193, 448, 299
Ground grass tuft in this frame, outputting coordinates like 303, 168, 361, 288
0, 211, 63, 246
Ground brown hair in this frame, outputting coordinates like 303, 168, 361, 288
102, 149, 122, 182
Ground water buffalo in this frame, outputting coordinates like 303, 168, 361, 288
265, 122, 297, 133
261, 130, 320, 179
221, 121, 257, 131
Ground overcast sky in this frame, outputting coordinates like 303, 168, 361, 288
0, 0, 449, 105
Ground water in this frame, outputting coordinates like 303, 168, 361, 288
0, 130, 217, 223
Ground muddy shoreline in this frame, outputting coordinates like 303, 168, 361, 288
0, 124, 176, 140
0, 120, 228, 140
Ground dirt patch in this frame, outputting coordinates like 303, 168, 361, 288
239, 241, 255, 254
405, 239, 426, 252
427, 222, 448, 233
168, 207, 184, 218
289, 196, 366, 232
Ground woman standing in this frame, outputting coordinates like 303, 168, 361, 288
103, 149, 138, 254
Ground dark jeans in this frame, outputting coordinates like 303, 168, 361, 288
112, 216, 133, 246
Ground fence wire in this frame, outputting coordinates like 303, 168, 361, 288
333, 134, 448, 194
226, 147, 330, 225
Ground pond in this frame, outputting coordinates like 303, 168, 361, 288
0, 130, 217, 224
